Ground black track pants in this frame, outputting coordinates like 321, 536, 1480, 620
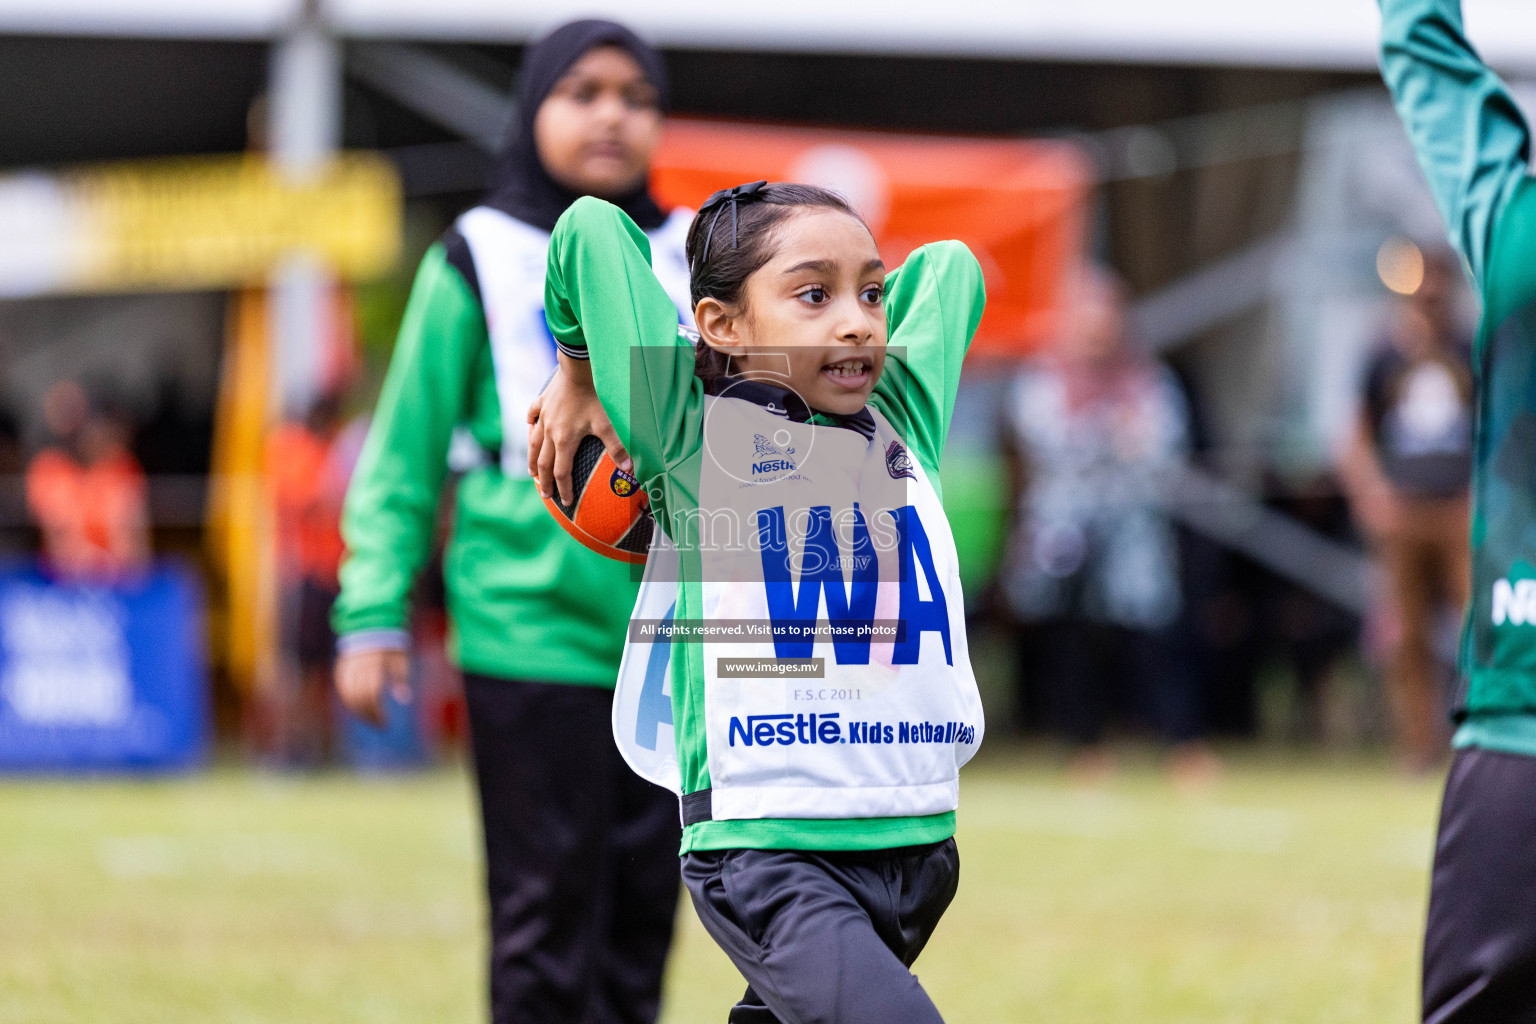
464, 674, 682, 1024
681, 840, 959, 1024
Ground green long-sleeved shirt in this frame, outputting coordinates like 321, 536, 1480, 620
1380, 0, 1536, 755
331, 239, 642, 684
546, 197, 987, 852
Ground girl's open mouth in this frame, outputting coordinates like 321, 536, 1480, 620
821, 356, 873, 390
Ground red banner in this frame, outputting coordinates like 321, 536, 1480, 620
652, 119, 1091, 358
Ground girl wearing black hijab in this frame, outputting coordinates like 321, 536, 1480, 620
331, 21, 692, 1024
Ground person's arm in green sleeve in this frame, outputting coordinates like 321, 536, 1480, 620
543, 196, 703, 485
1379, 0, 1531, 285
870, 240, 987, 478
332, 242, 485, 647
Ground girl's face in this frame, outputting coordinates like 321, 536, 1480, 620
1062, 270, 1127, 365
698, 209, 888, 416
534, 46, 662, 200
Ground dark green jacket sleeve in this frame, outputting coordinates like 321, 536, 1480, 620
333, 243, 487, 637
1380, 0, 1531, 285
544, 196, 704, 484
870, 240, 987, 478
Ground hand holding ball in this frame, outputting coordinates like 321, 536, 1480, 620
529, 357, 653, 564
540, 435, 653, 564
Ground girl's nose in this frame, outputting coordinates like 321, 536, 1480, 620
593, 92, 626, 125
835, 303, 873, 343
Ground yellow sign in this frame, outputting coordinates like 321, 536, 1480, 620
0, 153, 402, 297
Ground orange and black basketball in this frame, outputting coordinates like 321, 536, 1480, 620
542, 435, 653, 564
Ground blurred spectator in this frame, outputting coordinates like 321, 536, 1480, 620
331, 22, 687, 1023
1338, 246, 1472, 771
136, 376, 214, 477
1002, 267, 1214, 779
265, 393, 353, 765
1188, 472, 1362, 744
26, 380, 150, 581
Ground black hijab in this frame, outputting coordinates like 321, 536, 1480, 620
484, 19, 670, 232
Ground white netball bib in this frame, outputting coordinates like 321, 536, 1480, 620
613, 395, 984, 821
456, 205, 693, 472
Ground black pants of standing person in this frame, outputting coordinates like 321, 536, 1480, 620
463, 674, 682, 1024
1016, 620, 1200, 746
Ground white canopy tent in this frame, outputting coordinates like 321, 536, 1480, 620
0, 0, 1535, 71
0, 0, 1517, 608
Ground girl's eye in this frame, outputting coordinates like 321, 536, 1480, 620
624, 87, 659, 110
801, 287, 828, 305
862, 285, 883, 304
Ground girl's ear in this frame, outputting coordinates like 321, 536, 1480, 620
695, 297, 745, 356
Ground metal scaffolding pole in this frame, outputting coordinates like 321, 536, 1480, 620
267, 0, 340, 419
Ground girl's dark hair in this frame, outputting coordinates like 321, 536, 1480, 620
686, 182, 861, 386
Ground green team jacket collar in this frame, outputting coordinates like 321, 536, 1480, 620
705, 373, 877, 438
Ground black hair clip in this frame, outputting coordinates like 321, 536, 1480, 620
695, 180, 768, 272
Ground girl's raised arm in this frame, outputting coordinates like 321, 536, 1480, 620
1380, 0, 1530, 287
544, 196, 705, 483
870, 240, 986, 482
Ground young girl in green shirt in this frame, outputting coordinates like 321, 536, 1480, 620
534, 182, 986, 1023
332, 21, 690, 1024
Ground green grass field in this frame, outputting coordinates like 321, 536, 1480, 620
0, 746, 1441, 1023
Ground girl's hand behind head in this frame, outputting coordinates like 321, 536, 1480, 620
535, 45, 662, 200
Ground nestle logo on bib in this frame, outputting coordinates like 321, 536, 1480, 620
751, 433, 797, 475
885, 441, 915, 480
729, 712, 840, 746
726, 712, 977, 747
1492, 577, 1536, 625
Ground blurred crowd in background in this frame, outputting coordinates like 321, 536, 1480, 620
0, 7, 1498, 778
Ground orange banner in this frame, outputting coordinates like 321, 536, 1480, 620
652, 120, 1091, 358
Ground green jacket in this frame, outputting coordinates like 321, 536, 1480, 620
332, 205, 693, 685
1381, 0, 1536, 754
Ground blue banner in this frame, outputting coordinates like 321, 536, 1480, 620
0, 563, 208, 772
